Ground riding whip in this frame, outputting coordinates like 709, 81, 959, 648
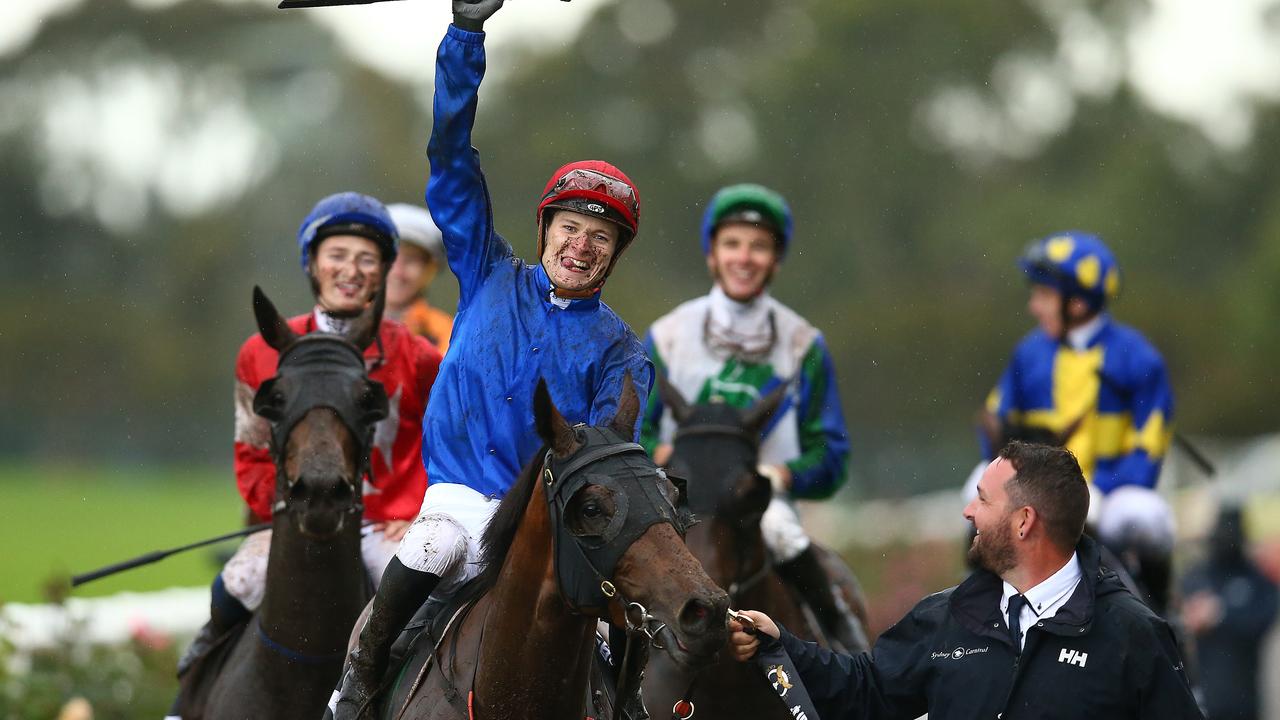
1094, 369, 1217, 478
69, 523, 274, 587
70, 520, 374, 587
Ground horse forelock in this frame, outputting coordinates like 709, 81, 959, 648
671, 405, 759, 516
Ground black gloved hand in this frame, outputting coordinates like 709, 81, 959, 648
453, 0, 505, 32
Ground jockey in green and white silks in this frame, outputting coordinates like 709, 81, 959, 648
642, 288, 848, 501
640, 184, 858, 649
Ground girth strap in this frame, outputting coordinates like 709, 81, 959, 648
253, 617, 347, 665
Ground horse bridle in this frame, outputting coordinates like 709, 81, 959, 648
253, 334, 386, 517
542, 425, 694, 617
667, 421, 774, 720
540, 425, 698, 720
670, 423, 772, 603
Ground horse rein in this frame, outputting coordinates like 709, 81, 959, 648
539, 428, 696, 720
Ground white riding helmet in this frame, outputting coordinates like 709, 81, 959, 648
387, 203, 444, 261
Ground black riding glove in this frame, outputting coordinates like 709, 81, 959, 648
453, 0, 504, 32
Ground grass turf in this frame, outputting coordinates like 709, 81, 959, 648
0, 464, 243, 604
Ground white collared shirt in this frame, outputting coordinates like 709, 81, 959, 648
1001, 552, 1083, 650
1065, 313, 1106, 351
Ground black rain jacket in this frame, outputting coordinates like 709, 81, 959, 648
772, 535, 1201, 719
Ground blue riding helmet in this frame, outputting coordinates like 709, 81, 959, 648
700, 184, 794, 258
1019, 231, 1121, 311
297, 192, 399, 271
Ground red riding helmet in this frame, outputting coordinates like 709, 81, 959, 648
536, 161, 641, 264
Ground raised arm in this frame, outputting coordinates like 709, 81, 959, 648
425, 1, 514, 311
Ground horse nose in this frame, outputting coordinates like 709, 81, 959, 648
678, 591, 729, 637
291, 474, 354, 508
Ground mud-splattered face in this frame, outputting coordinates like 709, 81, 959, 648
541, 210, 619, 293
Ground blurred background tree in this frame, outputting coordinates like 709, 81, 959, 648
2, 0, 1278, 499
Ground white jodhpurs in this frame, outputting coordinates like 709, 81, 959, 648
1096, 485, 1176, 555
220, 526, 405, 611
761, 494, 811, 563
396, 483, 498, 596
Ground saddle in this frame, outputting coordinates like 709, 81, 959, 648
369, 576, 489, 719
376, 581, 643, 720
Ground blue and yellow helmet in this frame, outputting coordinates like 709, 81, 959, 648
1019, 231, 1121, 311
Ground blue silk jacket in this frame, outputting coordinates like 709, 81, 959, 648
420, 25, 653, 498
986, 317, 1174, 492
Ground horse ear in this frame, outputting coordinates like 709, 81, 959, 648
535, 378, 579, 457
657, 373, 691, 425
253, 286, 298, 352
345, 286, 385, 351
743, 378, 791, 435
609, 371, 640, 438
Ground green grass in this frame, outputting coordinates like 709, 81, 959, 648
0, 464, 243, 603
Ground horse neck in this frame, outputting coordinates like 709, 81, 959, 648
259, 510, 366, 656
474, 478, 596, 717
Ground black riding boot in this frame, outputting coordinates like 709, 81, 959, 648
775, 547, 862, 652
334, 558, 440, 720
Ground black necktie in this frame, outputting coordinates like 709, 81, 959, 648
1007, 594, 1027, 653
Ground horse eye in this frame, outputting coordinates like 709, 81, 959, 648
582, 501, 603, 519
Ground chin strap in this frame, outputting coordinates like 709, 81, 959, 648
548, 284, 602, 306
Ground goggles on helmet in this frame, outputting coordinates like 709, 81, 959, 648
543, 168, 640, 226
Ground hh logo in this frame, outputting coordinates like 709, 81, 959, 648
1058, 648, 1088, 667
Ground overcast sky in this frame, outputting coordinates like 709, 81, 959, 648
5, 0, 1280, 231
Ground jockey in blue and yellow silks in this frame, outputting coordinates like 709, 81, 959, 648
982, 231, 1176, 613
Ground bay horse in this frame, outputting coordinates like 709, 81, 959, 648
174, 287, 387, 719
367, 377, 730, 720
643, 377, 870, 720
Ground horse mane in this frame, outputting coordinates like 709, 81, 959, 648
475, 445, 548, 594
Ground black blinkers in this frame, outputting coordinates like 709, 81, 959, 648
542, 425, 694, 612
251, 334, 388, 513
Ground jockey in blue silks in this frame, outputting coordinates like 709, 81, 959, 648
331, 2, 653, 716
